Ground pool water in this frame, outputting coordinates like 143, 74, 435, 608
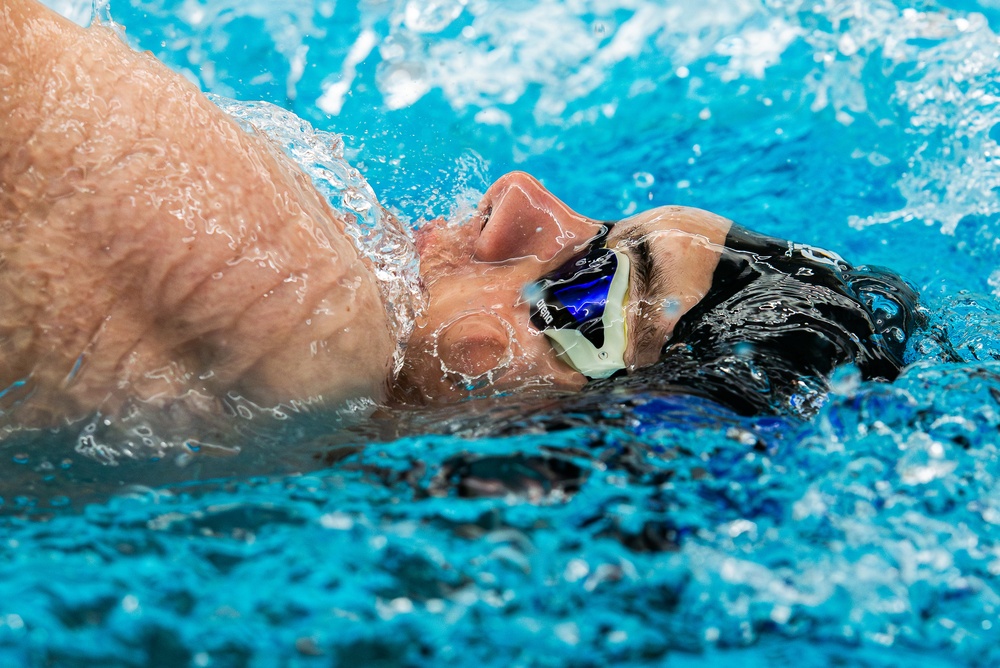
4, 0, 1000, 665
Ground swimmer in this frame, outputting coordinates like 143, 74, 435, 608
397, 173, 921, 414
1, 0, 920, 427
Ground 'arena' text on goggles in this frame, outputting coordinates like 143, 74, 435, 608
526, 226, 630, 379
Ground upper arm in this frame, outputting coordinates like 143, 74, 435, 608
0, 1, 396, 420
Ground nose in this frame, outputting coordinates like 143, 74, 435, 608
472, 172, 602, 265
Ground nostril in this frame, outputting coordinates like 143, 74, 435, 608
480, 205, 493, 231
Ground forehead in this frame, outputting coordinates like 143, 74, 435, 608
604, 209, 731, 302
606, 206, 733, 248
610, 205, 732, 315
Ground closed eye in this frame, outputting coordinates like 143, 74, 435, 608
620, 236, 671, 368
632, 238, 655, 303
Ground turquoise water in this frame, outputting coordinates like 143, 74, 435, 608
5, 0, 1000, 665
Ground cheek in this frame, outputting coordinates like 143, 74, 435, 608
405, 309, 586, 402
495, 329, 589, 392
425, 264, 509, 320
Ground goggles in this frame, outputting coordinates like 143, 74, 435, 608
526, 227, 631, 379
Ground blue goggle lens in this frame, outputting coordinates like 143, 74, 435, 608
529, 244, 619, 349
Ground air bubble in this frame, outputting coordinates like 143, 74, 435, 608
632, 172, 654, 188
403, 0, 465, 34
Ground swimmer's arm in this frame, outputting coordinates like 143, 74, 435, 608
0, 0, 395, 417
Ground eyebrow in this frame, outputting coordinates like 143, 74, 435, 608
612, 225, 673, 362
614, 222, 662, 305
631, 237, 656, 307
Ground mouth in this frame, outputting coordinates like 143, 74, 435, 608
413, 218, 446, 259
414, 216, 484, 277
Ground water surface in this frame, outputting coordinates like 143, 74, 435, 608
5, 0, 1000, 665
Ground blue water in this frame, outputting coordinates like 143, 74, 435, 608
5, 0, 1000, 665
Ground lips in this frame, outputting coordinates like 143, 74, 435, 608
414, 217, 483, 279
413, 218, 446, 259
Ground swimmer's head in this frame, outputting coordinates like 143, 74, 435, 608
397, 171, 921, 412
644, 226, 924, 414
395, 171, 730, 404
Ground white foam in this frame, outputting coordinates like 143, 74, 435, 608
209, 95, 425, 373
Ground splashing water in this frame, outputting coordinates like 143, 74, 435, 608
10, 0, 1000, 665
207, 95, 425, 366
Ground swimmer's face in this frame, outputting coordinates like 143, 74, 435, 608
396, 171, 732, 403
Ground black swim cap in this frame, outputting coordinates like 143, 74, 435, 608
640, 225, 923, 416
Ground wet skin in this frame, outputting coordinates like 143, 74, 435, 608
1, 0, 395, 424
1, 0, 730, 426
399, 172, 732, 403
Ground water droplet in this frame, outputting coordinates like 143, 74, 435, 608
403, 0, 465, 33
632, 171, 654, 188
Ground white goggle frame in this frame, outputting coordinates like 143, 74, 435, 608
542, 250, 630, 379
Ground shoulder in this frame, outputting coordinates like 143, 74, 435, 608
0, 1, 397, 422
